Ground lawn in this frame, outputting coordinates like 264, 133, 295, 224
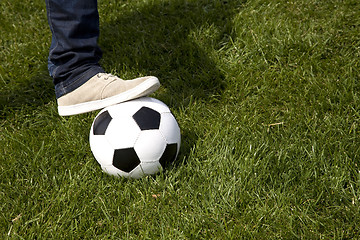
1, 0, 359, 238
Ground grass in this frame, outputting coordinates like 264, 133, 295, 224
1, 0, 359, 238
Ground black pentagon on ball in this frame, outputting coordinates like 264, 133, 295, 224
113, 148, 141, 173
159, 143, 178, 168
93, 110, 112, 135
132, 107, 161, 130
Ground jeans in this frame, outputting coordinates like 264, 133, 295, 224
45, 0, 105, 98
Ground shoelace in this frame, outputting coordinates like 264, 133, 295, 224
97, 73, 117, 81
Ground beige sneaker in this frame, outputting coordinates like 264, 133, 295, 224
57, 73, 160, 116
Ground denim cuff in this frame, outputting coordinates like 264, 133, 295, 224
55, 65, 105, 99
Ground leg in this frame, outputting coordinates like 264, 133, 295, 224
45, 0, 104, 99
45, 0, 160, 116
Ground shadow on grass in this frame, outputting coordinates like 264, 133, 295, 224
100, 0, 244, 164
100, 0, 244, 101
0, 69, 54, 119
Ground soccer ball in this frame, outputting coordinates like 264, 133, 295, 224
89, 97, 181, 179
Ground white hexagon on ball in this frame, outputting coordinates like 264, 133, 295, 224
105, 116, 141, 149
134, 130, 167, 163
89, 136, 114, 167
159, 112, 181, 144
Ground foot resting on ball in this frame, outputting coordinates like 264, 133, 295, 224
57, 73, 160, 116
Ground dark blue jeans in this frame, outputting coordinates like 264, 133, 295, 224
45, 0, 105, 98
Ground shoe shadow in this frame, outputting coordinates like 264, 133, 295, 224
99, 0, 243, 165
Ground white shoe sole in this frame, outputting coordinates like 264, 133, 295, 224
58, 77, 160, 116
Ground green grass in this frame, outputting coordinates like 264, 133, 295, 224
1, 0, 360, 238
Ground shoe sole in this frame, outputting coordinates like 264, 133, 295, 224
58, 77, 160, 116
